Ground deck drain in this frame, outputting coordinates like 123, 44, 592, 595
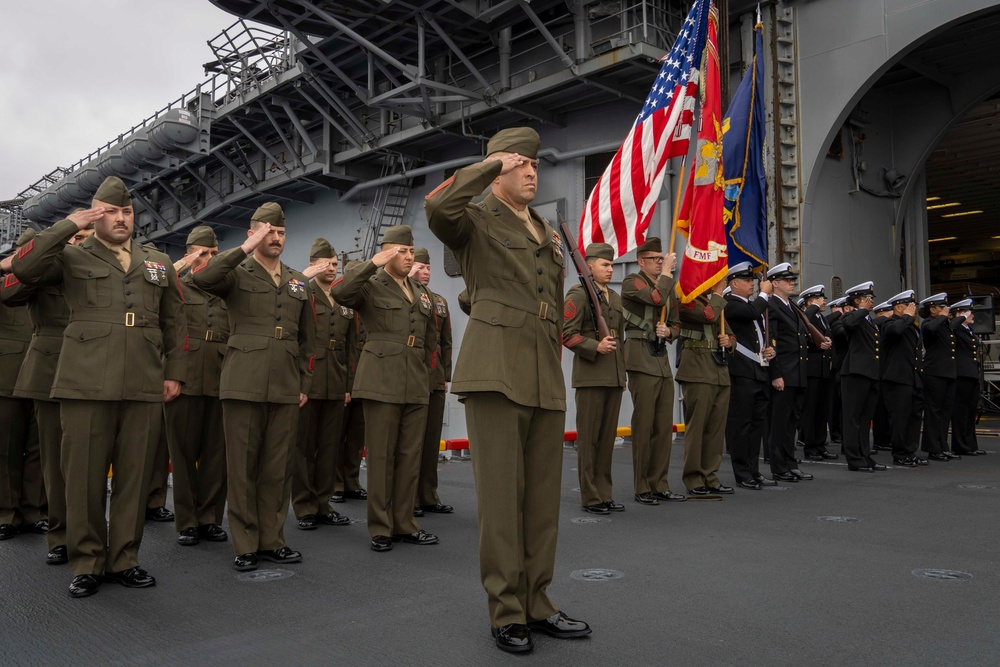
958, 484, 994, 490
571, 568, 623, 582
237, 569, 295, 583
571, 517, 610, 524
912, 569, 972, 581
818, 516, 860, 523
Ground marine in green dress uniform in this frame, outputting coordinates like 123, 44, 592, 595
191, 202, 315, 572
290, 238, 352, 531
332, 285, 367, 504
330, 226, 439, 552
409, 247, 454, 516
620, 238, 684, 505
562, 242, 626, 514
12, 176, 186, 598
163, 226, 230, 546
425, 127, 590, 654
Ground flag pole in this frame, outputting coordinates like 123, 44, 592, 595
668, 159, 687, 255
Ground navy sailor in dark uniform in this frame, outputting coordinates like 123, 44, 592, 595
840, 282, 887, 472
918, 293, 961, 461
949, 299, 984, 456
879, 290, 927, 468
799, 284, 837, 461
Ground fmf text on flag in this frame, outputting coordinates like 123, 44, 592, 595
577, 0, 710, 257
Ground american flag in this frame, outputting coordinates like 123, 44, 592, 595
577, 0, 710, 256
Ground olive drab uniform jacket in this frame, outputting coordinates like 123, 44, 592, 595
676, 292, 732, 386
425, 160, 566, 411
428, 291, 453, 391
329, 261, 435, 405
177, 273, 229, 398
11, 218, 185, 401
191, 247, 314, 403
620, 272, 680, 377
0, 278, 69, 400
562, 284, 626, 389
307, 279, 355, 400
0, 283, 32, 397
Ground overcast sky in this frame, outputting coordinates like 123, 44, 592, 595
0, 0, 236, 200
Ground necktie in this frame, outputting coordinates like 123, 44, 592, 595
113, 246, 130, 272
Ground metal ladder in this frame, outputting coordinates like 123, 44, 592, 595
771, 2, 801, 271
360, 155, 413, 259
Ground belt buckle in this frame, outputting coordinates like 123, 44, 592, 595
407, 335, 416, 347
205, 330, 214, 342
329, 339, 338, 350
538, 301, 549, 320
275, 326, 283, 339
125, 312, 135, 327
610, 328, 617, 339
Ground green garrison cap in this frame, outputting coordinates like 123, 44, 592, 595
635, 237, 662, 255
310, 237, 336, 259
381, 225, 413, 246
251, 201, 285, 226
93, 176, 132, 208
413, 247, 430, 264
486, 127, 540, 159
585, 242, 614, 262
15, 227, 36, 246
186, 225, 218, 247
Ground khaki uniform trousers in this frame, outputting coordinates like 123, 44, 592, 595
35, 399, 66, 550
60, 399, 160, 576
363, 400, 425, 537
575, 387, 623, 507
146, 416, 170, 510
335, 398, 365, 494
416, 389, 447, 506
465, 392, 562, 629
223, 400, 297, 555
627, 371, 675, 495
292, 398, 345, 518
680, 382, 731, 491
164, 395, 227, 531
0, 396, 44, 527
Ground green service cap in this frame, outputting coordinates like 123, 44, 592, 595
413, 247, 430, 264
585, 242, 614, 262
93, 176, 132, 208
15, 227, 37, 246
310, 237, 336, 259
381, 225, 413, 246
186, 225, 218, 247
635, 237, 662, 255
486, 127, 540, 159
251, 201, 285, 226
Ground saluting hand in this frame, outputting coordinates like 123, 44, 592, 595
372, 246, 403, 268
904, 303, 916, 317
240, 223, 272, 254
163, 380, 181, 403
485, 152, 527, 175
596, 336, 617, 354
820, 336, 832, 350
67, 207, 105, 230
174, 248, 206, 274
302, 260, 331, 279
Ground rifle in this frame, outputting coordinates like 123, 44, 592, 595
792, 302, 829, 348
559, 220, 611, 341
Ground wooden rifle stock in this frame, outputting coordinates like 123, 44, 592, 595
792, 302, 828, 348
559, 220, 611, 340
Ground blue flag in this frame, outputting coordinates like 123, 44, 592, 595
722, 14, 767, 268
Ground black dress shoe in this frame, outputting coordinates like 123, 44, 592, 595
927, 452, 950, 462
913, 456, 929, 466
69, 574, 101, 598
603, 500, 626, 512
528, 611, 592, 639
871, 463, 887, 471
634, 493, 659, 506
0, 523, 17, 540
330, 491, 345, 503
754, 475, 778, 486
582, 503, 610, 515
198, 524, 228, 542
943, 451, 962, 460
805, 453, 824, 461
893, 457, 917, 467
970, 450, 987, 456
651, 491, 687, 502
257, 546, 303, 564
317, 511, 350, 526
737, 479, 762, 490
821, 451, 839, 460
297, 515, 319, 530
103, 566, 156, 588
234, 553, 258, 571
46, 545, 68, 565
419, 503, 454, 514
391, 530, 439, 545
343, 488, 368, 500
706, 485, 735, 494
145, 507, 175, 522
371, 536, 392, 552
177, 527, 200, 546
492, 623, 533, 654
412, 506, 425, 517
687, 486, 712, 496
21, 519, 48, 534
848, 466, 875, 472
773, 472, 799, 482
789, 469, 814, 481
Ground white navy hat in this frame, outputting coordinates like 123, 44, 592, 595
766, 262, 797, 280
726, 261, 756, 281
888, 290, 915, 305
873, 301, 892, 313
799, 284, 825, 299
950, 298, 973, 311
828, 297, 846, 308
796, 297, 805, 308
722, 286, 732, 296
919, 292, 948, 307
845, 281, 875, 297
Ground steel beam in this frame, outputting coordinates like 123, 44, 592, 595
517, 0, 575, 69
258, 102, 305, 169
275, 99, 320, 155
230, 117, 291, 175
132, 190, 173, 232
215, 152, 255, 188
421, 12, 495, 94
295, 88, 363, 151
